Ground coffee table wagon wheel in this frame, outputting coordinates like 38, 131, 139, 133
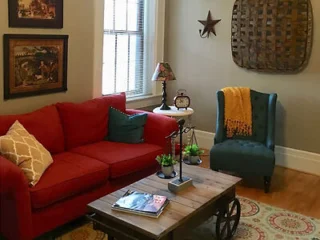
215, 198, 241, 240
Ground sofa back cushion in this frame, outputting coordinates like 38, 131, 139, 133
56, 93, 126, 149
0, 105, 64, 154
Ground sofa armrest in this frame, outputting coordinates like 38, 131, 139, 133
0, 156, 33, 240
266, 93, 278, 151
126, 109, 178, 151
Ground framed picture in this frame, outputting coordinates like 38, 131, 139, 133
8, 0, 63, 28
3, 34, 68, 100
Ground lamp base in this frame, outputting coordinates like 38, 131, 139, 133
160, 103, 171, 110
168, 176, 193, 193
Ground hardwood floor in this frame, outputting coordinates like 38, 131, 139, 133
199, 151, 320, 219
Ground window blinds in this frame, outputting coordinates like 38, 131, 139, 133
103, 0, 145, 96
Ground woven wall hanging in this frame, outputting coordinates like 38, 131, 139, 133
231, 0, 313, 73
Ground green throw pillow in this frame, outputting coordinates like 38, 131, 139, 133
107, 107, 148, 144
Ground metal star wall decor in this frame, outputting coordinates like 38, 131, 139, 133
198, 11, 221, 38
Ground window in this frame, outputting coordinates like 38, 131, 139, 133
103, 0, 150, 97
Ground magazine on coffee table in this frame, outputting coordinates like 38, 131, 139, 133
112, 190, 169, 218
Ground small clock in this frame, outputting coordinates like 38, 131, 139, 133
173, 89, 191, 110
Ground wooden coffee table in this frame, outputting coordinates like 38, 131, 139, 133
87, 164, 242, 240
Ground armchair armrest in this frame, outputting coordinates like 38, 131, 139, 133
126, 109, 178, 151
214, 91, 225, 144
266, 93, 278, 151
0, 156, 33, 240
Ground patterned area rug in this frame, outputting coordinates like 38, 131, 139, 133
56, 197, 320, 240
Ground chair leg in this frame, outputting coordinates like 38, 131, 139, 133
264, 176, 271, 193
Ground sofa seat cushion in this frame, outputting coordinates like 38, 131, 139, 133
70, 141, 163, 179
30, 152, 110, 209
0, 105, 64, 154
210, 139, 275, 176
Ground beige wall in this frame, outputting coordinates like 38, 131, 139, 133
0, 0, 96, 115
165, 0, 320, 154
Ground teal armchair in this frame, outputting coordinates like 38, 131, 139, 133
210, 89, 277, 193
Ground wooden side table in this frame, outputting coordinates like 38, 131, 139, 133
153, 106, 194, 156
153, 106, 194, 118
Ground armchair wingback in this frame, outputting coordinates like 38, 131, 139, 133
210, 89, 277, 193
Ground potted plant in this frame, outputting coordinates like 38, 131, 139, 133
156, 154, 177, 177
183, 144, 204, 164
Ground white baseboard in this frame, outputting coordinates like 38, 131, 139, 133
194, 130, 320, 176
274, 146, 320, 176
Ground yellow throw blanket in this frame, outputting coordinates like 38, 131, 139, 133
222, 87, 252, 138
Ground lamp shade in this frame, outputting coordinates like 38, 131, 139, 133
152, 63, 176, 81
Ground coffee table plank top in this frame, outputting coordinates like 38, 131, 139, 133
88, 164, 241, 240
130, 181, 202, 209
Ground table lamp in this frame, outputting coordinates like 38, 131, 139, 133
152, 62, 176, 110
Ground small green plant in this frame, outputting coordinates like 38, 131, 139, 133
156, 154, 177, 167
183, 144, 204, 156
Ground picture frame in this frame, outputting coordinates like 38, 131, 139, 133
8, 0, 63, 28
3, 34, 68, 100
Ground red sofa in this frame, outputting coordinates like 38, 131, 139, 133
0, 93, 178, 240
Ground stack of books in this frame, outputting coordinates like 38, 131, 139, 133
112, 190, 169, 218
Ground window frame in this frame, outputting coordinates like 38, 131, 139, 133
95, 0, 165, 103
102, 0, 146, 97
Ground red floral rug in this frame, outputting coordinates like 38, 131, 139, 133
56, 197, 320, 240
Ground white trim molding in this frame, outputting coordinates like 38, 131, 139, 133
92, 0, 105, 98
194, 130, 215, 150
126, 94, 161, 109
152, 0, 166, 96
195, 130, 320, 176
275, 146, 320, 176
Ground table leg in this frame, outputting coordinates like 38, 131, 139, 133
215, 197, 241, 240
